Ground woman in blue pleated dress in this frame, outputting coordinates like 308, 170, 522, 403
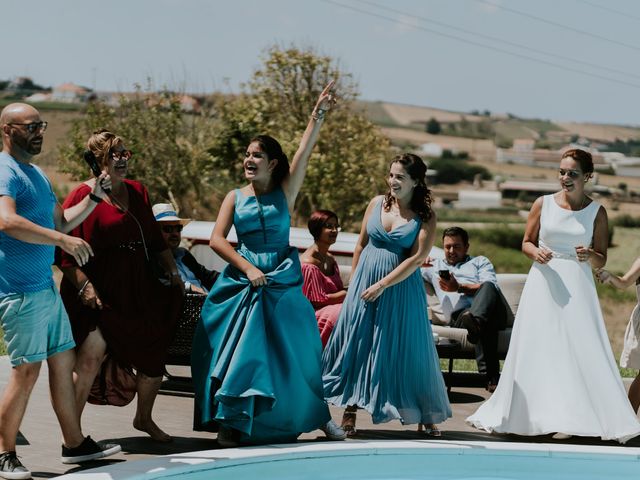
323, 153, 452, 437
191, 82, 345, 446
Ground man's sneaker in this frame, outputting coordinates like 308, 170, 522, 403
0, 451, 31, 480
320, 420, 347, 440
61, 436, 121, 464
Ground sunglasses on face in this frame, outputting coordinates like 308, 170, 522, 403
558, 169, 582, 178
110, 149, 133, 161
161, 225, 183, 234
8, 121, 48, 133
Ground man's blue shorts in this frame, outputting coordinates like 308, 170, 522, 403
0, 286, 75, 366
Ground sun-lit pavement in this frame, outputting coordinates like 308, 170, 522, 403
3, 358, 638, 479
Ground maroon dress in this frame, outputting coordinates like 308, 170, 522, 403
59, 180, 182, 381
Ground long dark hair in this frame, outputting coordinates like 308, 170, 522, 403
250, 135, 290, 186
383, 153, 433, 222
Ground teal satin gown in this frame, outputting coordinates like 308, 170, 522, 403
323, 198, 452, 425
191, 187, 330, 444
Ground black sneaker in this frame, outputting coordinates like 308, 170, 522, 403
0, 451, 31, 480
61, 436, 121, 464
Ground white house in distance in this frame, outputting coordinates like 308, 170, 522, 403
50, 82, 90, 103
420, 142, 444, 158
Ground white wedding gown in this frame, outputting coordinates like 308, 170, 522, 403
467, 194, 640, 443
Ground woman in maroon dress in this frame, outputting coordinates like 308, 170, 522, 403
59, 129, 183, 442
300, 210, 347, 347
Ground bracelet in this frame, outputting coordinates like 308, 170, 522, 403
311, 108, 326, 121
89, 193, 103, 204
77, 279, 90, 297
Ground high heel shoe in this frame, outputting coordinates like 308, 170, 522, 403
418, 423, 442, 437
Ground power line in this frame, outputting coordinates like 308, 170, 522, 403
576, 0, 640, 23
320, 0, 640, 90
475, 0, 640, 53
358, 0, 640, 81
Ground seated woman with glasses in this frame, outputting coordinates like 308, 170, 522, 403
300, 210, 347, 347
58, 129, 183, 442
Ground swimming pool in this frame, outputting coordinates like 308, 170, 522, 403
56, 440, 640, 480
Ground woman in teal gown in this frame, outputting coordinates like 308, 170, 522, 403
323, 153, 452, 436
191, 82, 345, 446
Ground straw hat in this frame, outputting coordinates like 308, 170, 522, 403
152, 203, 191, 225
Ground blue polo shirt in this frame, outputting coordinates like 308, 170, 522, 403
0, 152, 56, 296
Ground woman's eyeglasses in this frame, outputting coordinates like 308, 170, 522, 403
161, 225, 183, 234
8, 121, 48, 133
323, 223, 341, 231
111, 150, 133, 161
558, 169, 582, 178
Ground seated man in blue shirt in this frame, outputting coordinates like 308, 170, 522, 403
152, 203, 218, 294
422, 226, 513, 392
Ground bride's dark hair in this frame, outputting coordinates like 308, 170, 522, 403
383, 153, 433, 222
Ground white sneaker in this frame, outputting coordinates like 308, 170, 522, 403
552, 432, 572, 440
320, 420, 347, 440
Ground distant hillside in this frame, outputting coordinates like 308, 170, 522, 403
356, 100, 640, 145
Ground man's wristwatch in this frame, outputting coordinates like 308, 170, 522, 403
457, 284, 465, 294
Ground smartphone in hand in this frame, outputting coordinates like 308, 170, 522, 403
438, 270, 451, 281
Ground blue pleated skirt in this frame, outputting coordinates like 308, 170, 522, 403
322, 243, 452, 425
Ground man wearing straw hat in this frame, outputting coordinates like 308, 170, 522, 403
152, 203, 218, 294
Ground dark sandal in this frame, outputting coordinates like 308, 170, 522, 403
419, 423, 442, 437
341, 411, 357, 437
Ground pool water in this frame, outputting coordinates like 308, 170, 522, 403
168, 446, 640, 480
56, 441, 640, 480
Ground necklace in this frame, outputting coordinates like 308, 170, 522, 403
315, 250, 331, 272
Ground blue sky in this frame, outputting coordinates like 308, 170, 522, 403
3, 0, 640, 125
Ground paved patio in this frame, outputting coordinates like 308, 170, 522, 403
3, 358, 639, 479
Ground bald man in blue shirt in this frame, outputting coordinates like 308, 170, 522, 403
0, 103, 120, 478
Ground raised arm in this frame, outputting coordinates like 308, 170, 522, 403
55, 174, 110, 234
282, 81, 336, 210
522, 196, 552, 264
361, 212, 438, 302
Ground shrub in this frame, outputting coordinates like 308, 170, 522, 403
430, 158, 491, 184
426, 117, 441, 134
611, 214, 640, 228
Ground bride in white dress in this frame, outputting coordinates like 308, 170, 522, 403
467, 149, 640, 443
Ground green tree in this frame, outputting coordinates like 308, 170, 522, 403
58, 46, 391, 227
426, 117, 441, 134
57, 87, 219, 216
208, 44, 391, 227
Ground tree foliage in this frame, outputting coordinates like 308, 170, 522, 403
59, 45, 391, 227
208, 45, 391, 227
426, 117, 441, 135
